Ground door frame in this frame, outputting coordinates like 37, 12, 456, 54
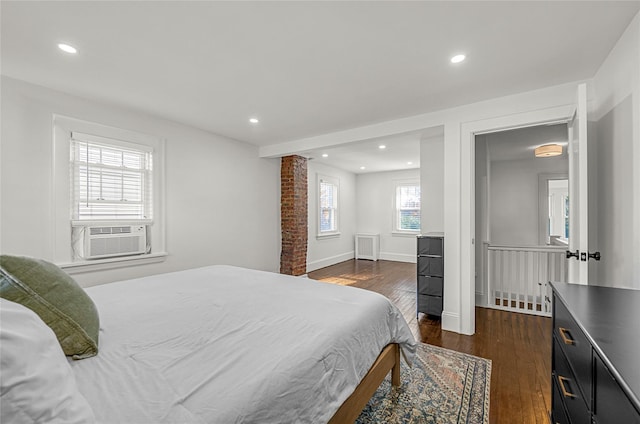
459, 105, 573, 335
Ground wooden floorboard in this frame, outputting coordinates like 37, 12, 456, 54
308, 259, 552, 424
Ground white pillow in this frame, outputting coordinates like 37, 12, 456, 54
0, 298, 96, 423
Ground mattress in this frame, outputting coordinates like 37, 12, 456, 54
70, 265, 416, 423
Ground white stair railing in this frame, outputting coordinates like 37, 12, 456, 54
485, 244, 567, 317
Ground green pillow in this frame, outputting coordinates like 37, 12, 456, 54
0, 255, 99, 359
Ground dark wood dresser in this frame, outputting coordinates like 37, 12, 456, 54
551, 282, 640, 424
417, 233, 444, 317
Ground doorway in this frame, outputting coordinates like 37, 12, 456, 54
474, 124, 569, 315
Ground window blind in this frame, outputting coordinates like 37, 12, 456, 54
319, 179, 338, 232
70, 132, 153, 221
397, 184, 421, 231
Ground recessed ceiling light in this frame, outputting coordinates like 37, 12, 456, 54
360, 166, 366, 170
249, 117, 259, 124
322, 153, 328, 158
378, 145, 386, 149
58, 43, 77, 54
407, 161, 413, 165
451, 54, 466, 64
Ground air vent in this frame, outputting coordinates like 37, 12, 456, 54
89, 226, 132, 236
83, 225, 146, 259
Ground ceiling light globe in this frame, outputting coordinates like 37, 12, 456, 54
534, 144, 563, 157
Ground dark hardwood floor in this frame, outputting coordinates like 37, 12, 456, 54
308, 259, 552, 424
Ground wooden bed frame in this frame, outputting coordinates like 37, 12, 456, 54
328, 343, 401, 423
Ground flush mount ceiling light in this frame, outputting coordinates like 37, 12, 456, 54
57, 43, 77, 54
378, 145, 386, 149
322, 153, 328, 158
249, 117, 259, 124
450, 54, 466, 64
535, 144, 563, 157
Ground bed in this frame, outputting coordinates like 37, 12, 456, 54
0, 262, 416, 423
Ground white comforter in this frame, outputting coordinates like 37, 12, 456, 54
70, 265, 416, 423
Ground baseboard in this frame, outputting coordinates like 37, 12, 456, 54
475, 291, 487, 307
306, 251, 354, 272
441, 311, 460, 333
306, 250, 417, 271
378, 252, 416, 263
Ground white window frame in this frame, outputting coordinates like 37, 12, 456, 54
393, 180, 421, 235
317, 174, 340, 238
52, 115, 166, 272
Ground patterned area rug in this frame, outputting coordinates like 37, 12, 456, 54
356, 343, 491, 424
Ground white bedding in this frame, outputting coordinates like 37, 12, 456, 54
70, 265, 416, 423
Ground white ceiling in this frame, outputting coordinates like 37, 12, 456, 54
485, 123, 568, 162
2, 1, 638, 172
301, 126, 443, 174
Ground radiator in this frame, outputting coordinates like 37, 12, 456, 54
355, 233, 380, 261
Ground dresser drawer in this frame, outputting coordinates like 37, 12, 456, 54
594, 354, 640, 424
418, 276, 443, 296
418, 256, 443, 277
554, 295, 592, 403
417, 294, 442, 316
551, 377, 571, 424
553, 338, 591, 424
417, 236, 443, 256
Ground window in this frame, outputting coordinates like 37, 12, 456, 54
395, 182, 421, 232
547, 178, 568, 241
52, 115, 166, 270
318, 175, 339, 236
70, 132, 153, 222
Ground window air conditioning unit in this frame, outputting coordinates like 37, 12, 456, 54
83, 225, 147, 260
355, 233, 379, 261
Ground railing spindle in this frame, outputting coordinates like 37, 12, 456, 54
484, 244, 565, 317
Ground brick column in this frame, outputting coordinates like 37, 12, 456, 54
280, 155, 308, 276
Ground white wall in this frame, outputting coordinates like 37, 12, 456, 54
356, 169, 420, 263
490, 157, 568, 245
1, 77, 281, 287
306, 161, 357, 272
592, 12, 640, 289
420, 134, 445, 233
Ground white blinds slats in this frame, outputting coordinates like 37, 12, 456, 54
397, 184, 421, 231
319, 179, 337, 232
71, 135, 152, 221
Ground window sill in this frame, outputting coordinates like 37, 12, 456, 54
71, 219, 153, 226
58, 252, 168, 275
316, 232, 341, 240
392, 231, 420, 238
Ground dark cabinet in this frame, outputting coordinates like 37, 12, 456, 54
417, 234, 443, 317
594, 355, 640, 424
551, 282, 640, 424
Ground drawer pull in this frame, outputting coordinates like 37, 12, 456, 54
558, 327, 575, 345
557, 376, 577, 398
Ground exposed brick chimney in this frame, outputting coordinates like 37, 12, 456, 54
280, 155, 308, 276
